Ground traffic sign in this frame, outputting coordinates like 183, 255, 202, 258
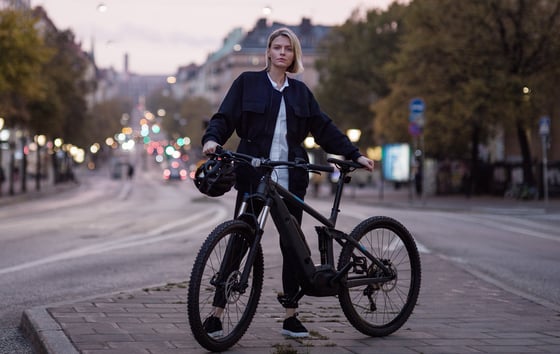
409, 98, 425, 128
408, 122, 422, 137
409, 98, 425, 114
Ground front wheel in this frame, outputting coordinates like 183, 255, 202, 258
338, 216, 421, 337
187, 220, 264, 352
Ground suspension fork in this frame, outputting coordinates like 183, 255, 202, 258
235, 198, 271, 292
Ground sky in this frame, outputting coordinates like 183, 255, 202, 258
32, 0, 397, 75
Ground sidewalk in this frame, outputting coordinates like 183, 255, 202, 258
20, 251, 560, 353
317, 183, 560, 215
0, 172, 82, 208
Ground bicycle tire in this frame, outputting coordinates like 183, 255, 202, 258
337, 216, 421, 337
187, 220, 264, 352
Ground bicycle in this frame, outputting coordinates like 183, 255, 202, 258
504, 183, 538, 200
187, 147, 422, 352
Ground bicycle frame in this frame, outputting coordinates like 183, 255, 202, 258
189, 150, 421, 352
235, 163, 395, 302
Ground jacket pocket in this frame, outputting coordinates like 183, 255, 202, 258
239, 101, 266, 141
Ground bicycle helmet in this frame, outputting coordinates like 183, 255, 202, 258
194, 158, 236, 197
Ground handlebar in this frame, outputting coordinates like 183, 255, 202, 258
212, 146, 363, 174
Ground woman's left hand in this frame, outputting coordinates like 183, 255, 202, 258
357, 156, 374, 171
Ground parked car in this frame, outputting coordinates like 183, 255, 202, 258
163, 159, 187, 181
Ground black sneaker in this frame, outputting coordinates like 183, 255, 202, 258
281, 314, 309, 338
203, 316, 223, 338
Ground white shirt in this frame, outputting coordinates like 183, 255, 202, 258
267, 73, 289, 189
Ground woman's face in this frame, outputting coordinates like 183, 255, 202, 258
267, 35, 294, 72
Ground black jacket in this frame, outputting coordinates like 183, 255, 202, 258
202, 70, 361, 197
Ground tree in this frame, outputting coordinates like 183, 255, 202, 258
41, 29, 92, 146
315, 3, 407, 147
146, 89, 181, 139
0, 9, 51, 128
485, 0, 560, 187
377, 1, 504, 158
375, 0, 560, 190
89, 97, 133, 145
146, 89, 212, 153
179, 96, 213, 149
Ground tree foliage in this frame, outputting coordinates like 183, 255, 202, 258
89, 97, 133, 145
1, 9, 95, 150
146, 89, 212, 150
146, 89, 181, 139
373, 0, 560, 186
315, 3, 407, 147
35, 28, 92, 146
0, 9, 51, 126
179, 96, 213, 148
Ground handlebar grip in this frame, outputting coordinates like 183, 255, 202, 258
327, 157, 364, 169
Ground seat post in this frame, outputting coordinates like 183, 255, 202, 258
329, 170, 348, 225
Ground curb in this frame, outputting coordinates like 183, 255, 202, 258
20, 307, 78, 354
19, 280, 189, 354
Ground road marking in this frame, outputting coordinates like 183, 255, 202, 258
0, 207, 228, 276
432, 212, 560, 243
478, 219, 559, 242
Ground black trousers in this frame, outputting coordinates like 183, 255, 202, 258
211, 189, 303, 309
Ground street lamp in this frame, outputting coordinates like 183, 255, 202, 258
346, 129, 361, 143
53, 138, 63, 184
0, 118, 6, 196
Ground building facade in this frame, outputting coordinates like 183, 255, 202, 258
175, 18, 331, 108
0, 0, 30, 10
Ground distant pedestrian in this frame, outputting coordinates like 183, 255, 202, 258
0, 166, 5, 195
127, 164, 135, 179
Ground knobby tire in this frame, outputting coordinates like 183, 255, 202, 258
338, 216, 421, 337
187, 220, 264, 352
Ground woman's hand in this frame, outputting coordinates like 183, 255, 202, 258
202, 141, 219, 155
357, 155, 374, 172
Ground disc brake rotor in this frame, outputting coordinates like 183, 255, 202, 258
224, 270, 242, 304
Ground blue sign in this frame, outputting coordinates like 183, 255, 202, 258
409, 98, 425, 114
409, 98, 425, 128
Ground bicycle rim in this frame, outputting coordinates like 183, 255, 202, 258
187, 220, 264, 352
338, 216, 421, 337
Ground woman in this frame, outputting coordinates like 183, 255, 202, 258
202, 27, 373, 338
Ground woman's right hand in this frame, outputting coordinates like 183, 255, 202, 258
202, 140, 219, 155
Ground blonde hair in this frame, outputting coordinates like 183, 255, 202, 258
265, 27, 304, 74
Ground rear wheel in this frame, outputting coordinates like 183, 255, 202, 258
187, 220, 263, 352
338, 216, 421, 337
